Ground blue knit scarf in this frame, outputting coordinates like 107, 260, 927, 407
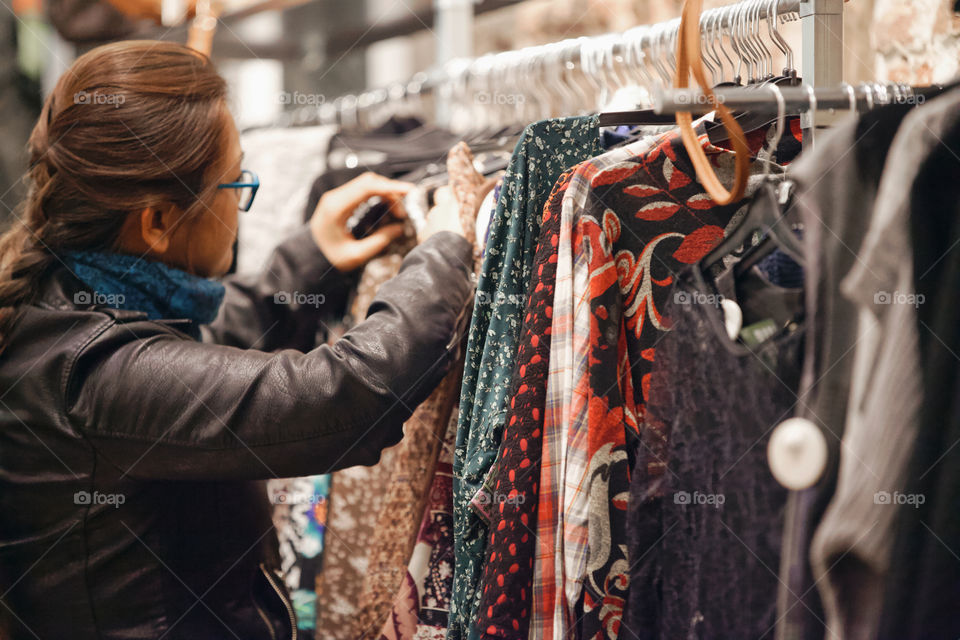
62, 250, 226, 338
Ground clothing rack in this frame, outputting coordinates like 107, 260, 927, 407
279, 0, 843, 131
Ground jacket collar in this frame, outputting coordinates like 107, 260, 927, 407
37, 264, 201, 337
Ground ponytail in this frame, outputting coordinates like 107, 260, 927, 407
0, 108, 61, 349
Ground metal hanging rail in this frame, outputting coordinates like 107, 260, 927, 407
652, 82, 944, 116
279, 0, 843, 132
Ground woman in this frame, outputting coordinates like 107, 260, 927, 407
0, 41, 474, 639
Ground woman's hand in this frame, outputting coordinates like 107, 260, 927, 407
418, 185, 467, 244
310, 172, 412, 272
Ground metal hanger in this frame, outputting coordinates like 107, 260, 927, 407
598, 24, 682, 125
625, 26, 656, 89
699, 82, 805, 276
649, 23, 673, 86
737, 2, 757, 82
759, 0, 776, 79
663, 20, 679, 81
606, 36, 634, 93
702, 11, 725, 84
767, 0, 795, 79
699, 27, 718, 83
564, 38, 596, 114
752, 0, 771, 80
716, 10, 739, 84
746, 0, 766, 82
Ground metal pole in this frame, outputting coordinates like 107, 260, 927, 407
799, 0, 844, 145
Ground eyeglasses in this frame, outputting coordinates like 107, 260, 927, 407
217, 170, 260, 212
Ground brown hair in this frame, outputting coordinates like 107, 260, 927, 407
0, 40, 228, 351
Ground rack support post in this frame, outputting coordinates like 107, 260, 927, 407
799, 0, 843, 145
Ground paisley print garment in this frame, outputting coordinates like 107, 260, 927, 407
572, 125, 791, 640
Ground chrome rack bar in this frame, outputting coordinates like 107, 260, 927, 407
651, 83, 944, 116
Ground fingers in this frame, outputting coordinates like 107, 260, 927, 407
321, 173, 414, 223
380, 191, 408, 220
348, 222, 407, 267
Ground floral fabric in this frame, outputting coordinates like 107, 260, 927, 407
567, 125, 794, 640
533, 129, 668, 640
315, 235, 415, 635
352, 141, 487, 638
351, 368, 462, 637
469, 166, 576, 639
267, 474, 331, 634
377, 410, 459, 640
450, 115, 603, 640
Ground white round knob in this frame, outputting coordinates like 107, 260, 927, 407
720, 298, 743, 341
767, 417, 828, 490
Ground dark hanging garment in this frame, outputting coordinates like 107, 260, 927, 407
624, 264, 803, 640
773, 103, 914, 640
878, 87, 960, 640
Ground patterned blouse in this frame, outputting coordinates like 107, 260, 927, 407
450, 115, 604, 640
470, 166, 577, 640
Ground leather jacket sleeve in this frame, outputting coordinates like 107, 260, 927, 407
66, 231, 474, 481
201, 227, 355, 352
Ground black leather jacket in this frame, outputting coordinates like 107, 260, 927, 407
0, 228, 474, 640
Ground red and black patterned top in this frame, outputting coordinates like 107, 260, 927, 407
472, 166, 576, 639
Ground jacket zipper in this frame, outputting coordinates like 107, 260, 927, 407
259, 563, 298, 640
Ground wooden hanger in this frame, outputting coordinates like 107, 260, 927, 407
675, 0, 750, 206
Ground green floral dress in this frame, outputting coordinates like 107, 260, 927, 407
449, 115, 602, 640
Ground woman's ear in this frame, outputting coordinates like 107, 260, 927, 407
137, 204, 180, 254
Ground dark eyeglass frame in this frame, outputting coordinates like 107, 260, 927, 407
217, 170, 260, 212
